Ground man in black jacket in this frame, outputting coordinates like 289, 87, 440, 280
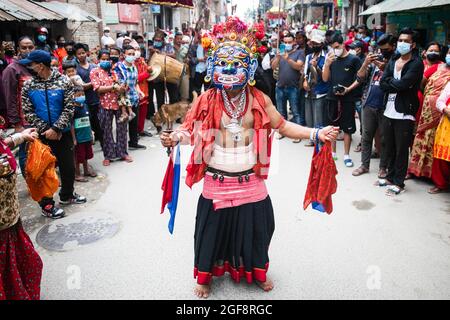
379, 28, 424, 195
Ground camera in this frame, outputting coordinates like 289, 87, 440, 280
333, 84, 346, 95
377, 54, 384, 61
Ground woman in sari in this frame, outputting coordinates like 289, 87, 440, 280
416, 43, 443, 122
0, 118, 43, 300
408, 56, 450, 180
430, 78, 450, 194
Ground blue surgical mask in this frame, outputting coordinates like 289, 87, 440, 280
446, 55, 450, 66
125, 55, 135, 64
99, 61, 111, 70
154, 41, 163, 48
74, 96, 86, 104
397, 42, 412, 56
284, 44, 293, 52
37, 35, 46, 43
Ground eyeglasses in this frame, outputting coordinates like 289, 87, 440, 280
20, 46, 35, 50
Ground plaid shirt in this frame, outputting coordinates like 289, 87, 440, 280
114, 61, 139, 106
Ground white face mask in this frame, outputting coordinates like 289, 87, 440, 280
348, 49, 357, 56
135, 51, 141, 59
334, 48, 344, 57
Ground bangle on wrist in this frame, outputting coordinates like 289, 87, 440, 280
11, 133, 24, 147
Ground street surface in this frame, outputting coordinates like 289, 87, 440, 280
18, 120, 450, 300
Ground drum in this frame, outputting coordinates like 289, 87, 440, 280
150, 53, 184, 85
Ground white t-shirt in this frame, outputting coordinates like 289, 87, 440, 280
384, 63, 416, 121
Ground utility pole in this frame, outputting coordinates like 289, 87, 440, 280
300, 0, 304, 25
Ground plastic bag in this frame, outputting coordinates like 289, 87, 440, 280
25, 139, 59, 201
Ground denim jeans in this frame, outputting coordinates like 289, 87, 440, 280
305, 95, 327, 129
276, 86, 300, 124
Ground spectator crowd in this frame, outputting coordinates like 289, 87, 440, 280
0, 20, 449, 300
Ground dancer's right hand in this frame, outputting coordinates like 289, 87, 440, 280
160, 132, 178, 147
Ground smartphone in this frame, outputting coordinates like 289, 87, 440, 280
279, 43, 285, 55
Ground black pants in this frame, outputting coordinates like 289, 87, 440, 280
361, 106, 388, 170
87, 103, 103, 147
147, 81, 156, 119
39, 131, 75, 207
193, 71, 206, 96
382, 116, 415, 188
154, 81, 179, 110
128, 102, 139, 146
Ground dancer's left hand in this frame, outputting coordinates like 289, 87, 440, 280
318, 126, 340, 142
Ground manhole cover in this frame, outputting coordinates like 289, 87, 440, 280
36, 213, 120, 252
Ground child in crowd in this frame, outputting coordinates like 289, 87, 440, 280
71, 86, 96, 181
63, 61, 84, 86
117, 83, 136, 123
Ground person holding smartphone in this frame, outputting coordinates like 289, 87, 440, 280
322, 33, 363, 167
352, 34, 397, 178
271, 32, 305, 142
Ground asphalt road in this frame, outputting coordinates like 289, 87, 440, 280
19, 121, 450, 300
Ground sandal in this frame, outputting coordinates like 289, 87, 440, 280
75, 175, 89, 183
84, 165, 97, 177
428, 187, 447, 194
405, 173, 413, 180
374, 179, 393, 187
352, 166, 369, 176
103, 159, 111, 167
386, 185, 404, 196
354, 143, 362, 153
378, 169, 387, 179
122, 155, 133, 163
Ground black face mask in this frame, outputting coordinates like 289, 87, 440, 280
382, 50, 395, 59
312, 46, 322, 53
426, 52, 440, 62
57, 43, 65, 48
66, 49, 75, 56
110, 56, 120, 63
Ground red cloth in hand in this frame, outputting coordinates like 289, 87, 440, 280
161, 151, 174, 214
303, 142, 338, 214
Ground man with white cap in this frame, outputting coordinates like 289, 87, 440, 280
101, 27, 113, 48
302, 30, 331, 146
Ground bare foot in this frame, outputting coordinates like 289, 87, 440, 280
256, 278, 274, 292
194, 284, 211, 299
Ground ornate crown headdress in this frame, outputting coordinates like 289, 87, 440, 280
201, 16, 267, 58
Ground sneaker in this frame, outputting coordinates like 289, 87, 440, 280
41, 204, 65, 219
344, 158, 354, 167
60, 193, 87, 205
129, 143, 147, 150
